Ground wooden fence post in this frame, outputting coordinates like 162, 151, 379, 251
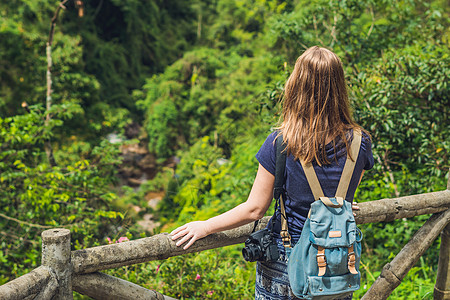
73, 272, 177, 300
434, 223, 450, 300
435, 174, 450, 300
42, 228, 73, 299
0, 266, 56, 300
362, 209, 450, 300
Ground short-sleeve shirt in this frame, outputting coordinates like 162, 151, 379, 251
255, 130, 374, 245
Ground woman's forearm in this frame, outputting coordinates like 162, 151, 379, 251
204, 202, 262, 235
171, 164, 275, 250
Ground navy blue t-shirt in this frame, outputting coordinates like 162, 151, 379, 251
255, 130, 374, 245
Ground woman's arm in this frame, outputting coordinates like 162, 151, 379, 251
170, 164, 275, 250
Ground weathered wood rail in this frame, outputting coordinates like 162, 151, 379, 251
1, 186, 449, 299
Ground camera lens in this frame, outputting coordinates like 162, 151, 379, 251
242, 246, 262, 262
242, 247, 252, 261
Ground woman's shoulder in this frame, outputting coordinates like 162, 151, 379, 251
356, 128, 374, 170
260, 131, 280, 150
267, 131, 278, 141
357, 128, 372, 152
255, 131, 279, 175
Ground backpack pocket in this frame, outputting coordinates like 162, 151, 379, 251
308, 272, 360, 297
309, 205, 357, 247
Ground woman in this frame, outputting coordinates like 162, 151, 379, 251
171, 46, 374, 299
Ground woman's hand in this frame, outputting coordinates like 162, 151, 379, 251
170, 221, 211, 250
352, 201, 360, 216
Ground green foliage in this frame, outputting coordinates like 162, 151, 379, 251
352, 44, 449, 190
268, 0, 449, 66
0, 106, 126, 283
99, 243, 255, 300
0, 0, 201, 140
355, 258, 436, 299
61, 0, 199, 118
136, 47, 284, 159
158, 135, 262, 226
136, 48, 225, 157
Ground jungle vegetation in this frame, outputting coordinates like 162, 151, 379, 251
0, 0, 449, 299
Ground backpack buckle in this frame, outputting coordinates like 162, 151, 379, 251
282, 239, 291, 248
317, 246, 327, 276
280, 230, 291, 248
348, 245, 358, 274
348, 251, 355, 266
316, 253, 327, 266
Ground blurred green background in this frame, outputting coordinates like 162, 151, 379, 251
0, 0, 448, 298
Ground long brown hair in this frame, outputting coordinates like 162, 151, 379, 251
277, 46, 365, 165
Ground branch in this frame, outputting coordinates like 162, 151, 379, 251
94, 0, 104, 18
45, 1, 70, 167
312, 16, 326, 46
0, 230, 40, 246
375, 152, 400, 198
367, 7, 375, 39
0, 212, 53, 229
322, 11, 358, 76
51, 3, 66, 23
48, 0, 69, 46
353, 5, 376, 65
329, 12, 338, 46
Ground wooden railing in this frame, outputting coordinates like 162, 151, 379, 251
1, 183, 449, 299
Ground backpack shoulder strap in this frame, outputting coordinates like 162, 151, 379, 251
335, 128, 362, 199
300, 160, 325, 200
301, 128, 363, 201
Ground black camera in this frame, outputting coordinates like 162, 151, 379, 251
242, 228, 279, 262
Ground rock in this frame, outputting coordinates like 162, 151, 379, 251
131, 205, 142, 213
118, 142, 157, 186
137, 214, 161, 232
145, 192, 164, 210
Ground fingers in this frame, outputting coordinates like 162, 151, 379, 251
352, 202, 360, 216
171, 230, 197, 250
171, 228, 188, 241
176, 232, 197, 250
183, 236, 197, 250
170, 225, 186, 237
170, 224, 197, 250
175, 231, 194, 247
169, 221, 208, 250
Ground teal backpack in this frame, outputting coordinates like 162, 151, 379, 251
276, 130, 363, 299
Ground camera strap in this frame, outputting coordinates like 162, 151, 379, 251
250, 219, 259, 233
274, 135, 291, 248
250, 134, 291, 245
